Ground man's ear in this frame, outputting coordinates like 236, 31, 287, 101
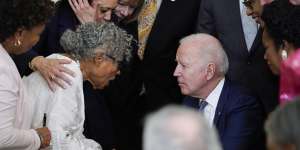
205, 63, 216, 80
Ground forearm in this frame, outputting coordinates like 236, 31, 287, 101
0, 128, 40, 150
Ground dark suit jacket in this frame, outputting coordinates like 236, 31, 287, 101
183, 80, 265, 150
137, 0, 201, 113
196, 0, 278, 114
12, 1, 114, 149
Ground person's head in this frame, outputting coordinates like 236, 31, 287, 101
265, 97, 300, 150
261, 0, 296, 74
143, 105, 222, 150
243, 0, 264, 23
173, 33, 229, 98
91, 0, 118, 22
0, 0, 54, 55
113, 0, 141, 22
60, 22, 133, 89
281, 7, 300, 54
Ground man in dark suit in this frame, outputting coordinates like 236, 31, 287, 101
196, 0, 278, 114
174, 33, 265, 150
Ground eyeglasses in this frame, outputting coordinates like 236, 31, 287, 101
243, 0, 254, 9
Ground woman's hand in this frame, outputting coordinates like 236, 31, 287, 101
68, 0, 97, 23
35, 127, 51, 149
31, 56, 75, 91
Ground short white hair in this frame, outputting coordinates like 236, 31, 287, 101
143, 105, 223, 150
179, 33, 229, 76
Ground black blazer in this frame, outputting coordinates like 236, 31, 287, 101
136, 0, 201, 113
196, 0, 278, 114
183, 80, 265, 150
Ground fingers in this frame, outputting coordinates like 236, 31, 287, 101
58, 64, 76, 77
35, 58, 75, 91
46, 76, 56, 92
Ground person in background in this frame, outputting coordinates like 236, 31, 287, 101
0, 0, 54, 149
143, 105, 222, 150
265, 97, 300, 150
24, 22, 132, 150
260, 0, 295, 75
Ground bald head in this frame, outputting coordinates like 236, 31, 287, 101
179, 33, 229, 75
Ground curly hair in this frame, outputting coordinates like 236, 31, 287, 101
282, 7, 300, 49
0, 0, 55, 43
261, 0, 295, 50
60, 22, 133, 64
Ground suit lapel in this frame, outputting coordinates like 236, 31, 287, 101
249, 27, 263, 55
213, 80, 229, 130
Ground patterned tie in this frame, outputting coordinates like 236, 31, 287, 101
198, 100, 208, 112
137, 0, 157, 60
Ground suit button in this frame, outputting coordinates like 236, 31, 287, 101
247, 61, 251, 65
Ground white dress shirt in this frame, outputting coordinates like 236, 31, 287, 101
23, 54, 101, 150
202, 78, 225, 126
239, 0, 258, 51
0, 44, 40, 150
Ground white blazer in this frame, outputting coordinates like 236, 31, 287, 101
0, 44, 40, 150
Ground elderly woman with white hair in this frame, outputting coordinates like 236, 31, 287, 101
22, 22, 133, 150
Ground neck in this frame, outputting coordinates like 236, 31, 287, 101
1, 40, 15, 54
79, 60, 89, 81
197, 76, 224, 99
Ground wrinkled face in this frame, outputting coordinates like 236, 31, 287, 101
244, 0, 263, 24
87, 55, 120, 89
14, 24, 45, 55
114, 0, 138, 21
92, 0, 118, 22
173, 43, 208, 96
262, 29, 281, 75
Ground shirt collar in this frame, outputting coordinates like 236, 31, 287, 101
205, 78, 225, 109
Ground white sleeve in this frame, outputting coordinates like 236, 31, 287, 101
0, 65, 40, 150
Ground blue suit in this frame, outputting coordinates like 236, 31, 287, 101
183, 80, 265, 150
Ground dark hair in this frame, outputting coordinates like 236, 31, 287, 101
261, 0, 295, 50
282, 7, 300, 49
0, 0, 55, 43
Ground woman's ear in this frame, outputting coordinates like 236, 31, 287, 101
283, 40, 296, 55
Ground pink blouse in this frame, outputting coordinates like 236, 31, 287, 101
279, 48, 300, 104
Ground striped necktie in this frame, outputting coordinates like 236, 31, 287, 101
198, 100, 208, 112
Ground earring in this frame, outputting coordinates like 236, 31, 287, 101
281, 49, 288, 60
14, 39, 21, 47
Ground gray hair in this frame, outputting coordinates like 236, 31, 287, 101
143, 105, 222, 150
179, 33, 229, 76
60, 22, 133, 63
265, 98, 300, 149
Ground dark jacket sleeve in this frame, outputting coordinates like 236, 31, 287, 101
195, 0, 216, 36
